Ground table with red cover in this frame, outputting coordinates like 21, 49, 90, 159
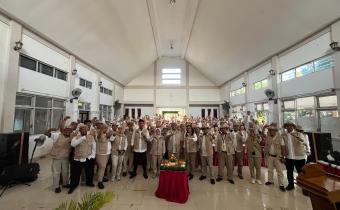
155, 170, 190, 204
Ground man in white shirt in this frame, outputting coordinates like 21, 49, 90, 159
282, 121, 308, 191
68, 124, 96, 194
130, 119, 150, 179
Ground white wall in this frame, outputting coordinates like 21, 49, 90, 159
156, 89, 187, 107
115, 84, 124, 102
0, 19, 9, 127
189, 89, 221, 102
279, 32, 331, 72
188, 64, 215, 86
156, 57, 186, 86
247, 63, 272, 103
124, 89, 154, 102
127, 64, 154, 86
189, 106, 219, 118
99, 77, 114, 106
75, 62, 98, 114
279, 69, 334, 98
124, 105, 154, 118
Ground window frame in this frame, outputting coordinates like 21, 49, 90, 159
161, 68, 181, 85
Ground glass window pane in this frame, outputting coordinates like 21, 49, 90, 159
263, 103, 269, 110
261, 79, 268, 88
297, 110, 317, 132
78, 102, 84, 110
296, 63, 314, 77
36, 96, 52, 108
53, 99, 65, 108
162, 68, 181, 74
162, 79, 180, 84
15, 95, 32, 106
256, 104, 262, 111
284, 100, 295, 109
296, 97, 314, 109
162, 74, 181, 79
34, 109, 51, 134
100, 87, 104, 93
282, 69, 295, 82
283, 111, 296, 124
39, 63, 54, 77
241, 87, 246, 94
52, 109, 64, 129
319, 95, 337, 107
55, 69, 67, 81
315, 56, 334, 72
14, 108, 31, 133
85, 103, 91, 110
320, 110, 340, 139
86, 81, 92, 89
79, 78, 86, 87
20, 55, 36, 71
254, 82, 261, 90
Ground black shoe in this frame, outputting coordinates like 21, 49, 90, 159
103, 177, 109, 182
238, 175, 244, 179
68, 188, 75, 194
129, 171, 133, 176
265, 182, 274, 186
279, 186, 286, 192
285, 185, 295, 191
216, 177, 223, 182
210, 179, 215, 184
199, 176, 206, 180
188, 173, 194, 180
98, 182, 104, 189
122, 172, 127, 177
130, 173, 136, 179
143, 173, 148, 179
55, 187, 61, 193
86, 183, 95, 187
62, 184, 71, 188
228, 179, 235, 184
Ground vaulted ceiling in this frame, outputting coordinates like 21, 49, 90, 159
0, 0, 339, 85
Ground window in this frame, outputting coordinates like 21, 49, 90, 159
100, 87, 112, 96
296, 97, 315, 109
38, 63, 54, 77
319, 95, 337, 107
99, 104, 112, 121
254, 79, 268, 90
230, 87, 246, 96
20, 55, 36, 71
296, 63, 314, 77
79, 78, 92, 89
19, 54, 68, 81
78, 102, 91, 111
55, 69, 67, 81
283, 111, 296, 124
14, 94, 66, 134
283, 100, 295, 109
201, 109, 205, 118
162, 68, 181, 85
314, 56, 334, 72
255, 102, 269, 124
281, 69, 295, 82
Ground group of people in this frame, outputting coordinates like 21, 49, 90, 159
44, 112, 310, 194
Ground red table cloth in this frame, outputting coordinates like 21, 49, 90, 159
155, 170, 190, 204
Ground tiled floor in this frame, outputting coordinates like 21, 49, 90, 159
0, 157, 312, 210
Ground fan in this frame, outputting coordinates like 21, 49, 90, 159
70, 88, 82, 103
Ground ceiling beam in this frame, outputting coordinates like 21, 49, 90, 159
181, 0, 200, 59
146, 0, 162, 59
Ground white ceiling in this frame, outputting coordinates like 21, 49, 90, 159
0, 0, 339, 85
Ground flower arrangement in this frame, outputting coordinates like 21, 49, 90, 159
160, 154, 186, 171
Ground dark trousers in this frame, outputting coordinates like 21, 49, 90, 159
70, 158, 95, 189
285, 158, 305, 186
133, 152, 147, 175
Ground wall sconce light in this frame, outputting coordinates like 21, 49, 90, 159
71, 69, 77, 75
169, 0, 176, 6
98, 81, 103, 87
269, 69, 276, 76
242, 82, 247, 87
13, 41, 23, 51
330, 41, 340, 51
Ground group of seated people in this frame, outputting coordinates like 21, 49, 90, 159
43, 114, 310, 194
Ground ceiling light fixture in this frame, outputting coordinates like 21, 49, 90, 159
169, 0, 176, 6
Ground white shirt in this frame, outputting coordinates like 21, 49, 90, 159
71, 135, 96, 162
131, 129, 149, 153
286, 132, 306, 160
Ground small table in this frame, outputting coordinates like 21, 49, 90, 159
155, 170, 190, 204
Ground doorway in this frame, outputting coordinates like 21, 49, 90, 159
79, 111, 90, 122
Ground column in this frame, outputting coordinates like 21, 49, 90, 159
65, 55, 79, 122
0, 21, 22, 132
268, 56, 280, 125
331, 20, 340, 114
